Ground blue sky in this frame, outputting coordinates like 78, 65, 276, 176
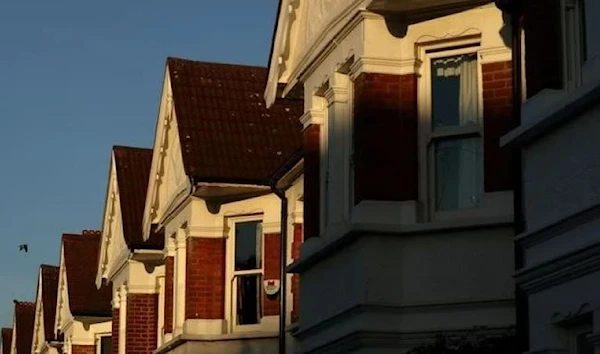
0, 0, 278, 326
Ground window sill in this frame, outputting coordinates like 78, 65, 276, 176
154, 331, 279, 354
501, 57, 600, 147
288, 212, 513, 274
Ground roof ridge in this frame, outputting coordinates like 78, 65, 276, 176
113, 145, 152, 152
166, 56, 266, 70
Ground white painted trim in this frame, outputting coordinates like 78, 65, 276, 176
349, 57, 422, 79
299, 109, 325, 128
479, 46, 512, 64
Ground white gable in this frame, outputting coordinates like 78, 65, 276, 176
142, 66, 189, 240
96, 152, 128, 288
55, 247, 72, 335
265, 0, 365, 106
32, 270, 45, 354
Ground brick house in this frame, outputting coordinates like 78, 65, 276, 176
9, 302, 35, 354
94, 145, 165, 354
55, 231, 112, 354
2, 328, 12, 354
501, 0, 600, 352
140, 57, 304, 353
265, 1, 518, 352
31, 265, 62, 354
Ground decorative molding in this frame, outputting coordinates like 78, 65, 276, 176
299, 109, 326, 128
293, 299, 514, 341
350, 57, 422, 80
516, 203, 600, 249
479, 46, 512, 64
127, 283, 160, 295
516, 243, 600, 294
324, 86, 349, 105
295, 326, 512, 354
291, 211, 304, 224
185, 226, 228, 239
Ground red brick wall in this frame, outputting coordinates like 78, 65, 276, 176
71, 345, 94, 354
164, 256, 174, 334
303, 124, 320, 240
263, 233, 281, 316
185, 238, 225, 319
111, 308, 119, 354
353, 73, 418, 203
126, 294, 158, 354
482, 61, 514, 192
291, 223, 303, 322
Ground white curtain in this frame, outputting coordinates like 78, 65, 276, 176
457, 57, 482, 208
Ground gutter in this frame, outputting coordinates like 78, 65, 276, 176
494, 0, 527, 350
267, 150, 303, 354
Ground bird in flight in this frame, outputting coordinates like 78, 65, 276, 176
18, 244, 28, 253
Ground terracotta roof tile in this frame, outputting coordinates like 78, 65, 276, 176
113, 146, 164, 250
1, 328, 12, 354
166, 57, 303, 184
62, 232, 112, 317
14, 302, 35, 354
39, 265, 59, 341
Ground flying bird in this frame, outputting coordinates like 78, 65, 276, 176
18, 244, 28, 253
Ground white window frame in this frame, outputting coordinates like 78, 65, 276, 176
95, 333, 112, 354
418, 42, 485, 221
225, 215, 265, 333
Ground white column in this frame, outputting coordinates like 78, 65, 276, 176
323, 72, 351, 231
173, 228, 187, 336
118, 284, 127, 354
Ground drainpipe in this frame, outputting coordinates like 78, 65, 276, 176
495, 0, 527, 351
271, 186, 288, 354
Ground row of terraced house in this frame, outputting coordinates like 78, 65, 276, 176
2, 0, 600, 353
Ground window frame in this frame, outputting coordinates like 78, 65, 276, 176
419, 44, 485, 220
225, 215, 265, 333
94, 333, 112, 354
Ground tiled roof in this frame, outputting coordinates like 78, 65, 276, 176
14, 302, 35, 354
113, 146, 164, 250
1, 328, 12, 354
166, 57, 303, 185
40, 265, 59, 341
62, 232, 112, 317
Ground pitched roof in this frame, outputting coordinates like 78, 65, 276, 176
166, 57, 303, 185
39, 265, 59, 341
1, 328, 12, 354
62, 231, 112, 317
113, 146, 164, 250
14, 302, 35, 354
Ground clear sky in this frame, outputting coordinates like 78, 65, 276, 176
0, 0, 278, 327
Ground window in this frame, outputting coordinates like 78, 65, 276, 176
96, 335, 111, 354
571, 328, 593, 354
563, 0, 588, 89
428, 52, 483, 212
233, 220, 263, 327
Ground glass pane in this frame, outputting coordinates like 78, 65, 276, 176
435, 137, 483, 210
100, 336, 111, 354
235, 221, 262, 271
236, 274, 261, 325
577, 332, 593, 354
431, 54, 479, 130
